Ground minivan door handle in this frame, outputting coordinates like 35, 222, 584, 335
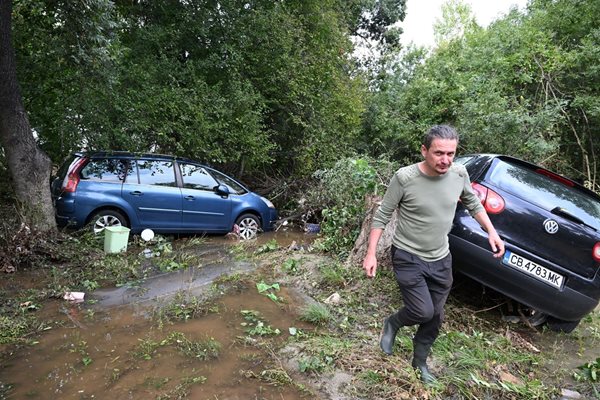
130, 191, 143, 196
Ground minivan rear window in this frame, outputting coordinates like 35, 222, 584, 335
489, 159, 600, 230
80, 159, 128, 183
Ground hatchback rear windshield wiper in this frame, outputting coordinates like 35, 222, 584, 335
551, 206, 597, 231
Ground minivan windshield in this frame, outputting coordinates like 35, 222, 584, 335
489, 159, 600, 231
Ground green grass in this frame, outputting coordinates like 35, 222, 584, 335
152, 292, 212, 326
299, 303, 332, 326
168, 332, 221, 360
133, 336, 162, 360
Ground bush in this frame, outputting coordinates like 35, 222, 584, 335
308, 156, 397, 255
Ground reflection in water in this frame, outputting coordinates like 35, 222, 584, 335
0, 231, 319, 399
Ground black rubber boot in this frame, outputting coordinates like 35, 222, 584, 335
379, 313, 402, 355
412, 341, 436, 384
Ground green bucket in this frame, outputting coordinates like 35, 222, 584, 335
104, 226, 130, 253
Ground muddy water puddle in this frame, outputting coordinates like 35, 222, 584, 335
2, 284, 313, 399
1, 229, 320, 399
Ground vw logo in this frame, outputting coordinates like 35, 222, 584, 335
543, 219, 559, 234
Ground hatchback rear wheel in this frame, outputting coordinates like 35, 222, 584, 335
90, 210, 128, 234
235, 214, 260, 240
546, 316, 581, 333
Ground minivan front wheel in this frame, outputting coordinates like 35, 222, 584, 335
235, 214, 260, 240
90, 210, 128, 234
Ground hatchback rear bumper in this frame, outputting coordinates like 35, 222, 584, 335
449, 234, 600, 321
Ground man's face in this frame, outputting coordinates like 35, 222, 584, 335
420, 138, 457, 176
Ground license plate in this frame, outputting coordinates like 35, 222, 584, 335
503, 251, 564, 289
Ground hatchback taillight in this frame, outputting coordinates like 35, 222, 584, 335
472, 183, 505, 214
62, 157, 87, 193
593, 243, 600, 262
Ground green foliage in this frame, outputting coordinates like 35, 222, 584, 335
357, 370, 384, 386
365, 0, 600, 186
167, 332, 221, 360
318, 262, 347, 289
256, 281, 281, 303
240, 310, 281, 336
133, 337, 162, 360
575, 358, 600, 382
134, 332, 221, 361
82, 280, 100, 291
298, 351, 335, 374
70, 340, 93, 367
154, 293, 208, 323
13, 0, 371, 179
299, 303, 332, 326
256, 239, 279, 254
0, 315, 30, 345
310, 156, 397, 255
282, 258, 302, 275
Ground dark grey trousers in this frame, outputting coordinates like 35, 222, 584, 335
390, 245, 453, 347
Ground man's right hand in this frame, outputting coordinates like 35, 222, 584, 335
363, 228, 384, 278
363, 253, 378, 278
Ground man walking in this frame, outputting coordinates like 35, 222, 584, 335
362, 125, 504, 383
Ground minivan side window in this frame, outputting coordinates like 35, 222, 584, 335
136, 160, 177, 187
80, 159, 127, 182
180, 163, 218, 191
208, 168, 247, 195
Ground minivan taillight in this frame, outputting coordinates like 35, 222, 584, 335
62, 157, 87, 193
63, 173, 80, 192
593, 243, 600, 262
472, 183, 505, 214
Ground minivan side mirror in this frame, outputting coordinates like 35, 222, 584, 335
215, 184, 230, 197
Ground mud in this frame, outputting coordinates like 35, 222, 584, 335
2, 287, 315, 399
0, 228, 318, 400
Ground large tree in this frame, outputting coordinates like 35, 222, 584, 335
363, 0, 599, 189
0, 0, 55, 231
13, 0, 408, 179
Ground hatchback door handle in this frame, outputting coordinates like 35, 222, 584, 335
130, 191, 143, 196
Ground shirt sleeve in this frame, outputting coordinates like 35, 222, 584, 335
372, 172, 404, 229
459, 170, 485, 217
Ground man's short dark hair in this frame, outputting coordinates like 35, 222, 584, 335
423, 125, 459, 149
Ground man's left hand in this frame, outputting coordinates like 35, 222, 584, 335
489, 231, 505, 258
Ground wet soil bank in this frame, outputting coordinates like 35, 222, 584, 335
1, 228, 599, 399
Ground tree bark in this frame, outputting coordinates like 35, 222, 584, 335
0, 0, 56, 231
346, 195, 398, 269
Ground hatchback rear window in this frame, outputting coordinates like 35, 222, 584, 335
488, 159, 600, 230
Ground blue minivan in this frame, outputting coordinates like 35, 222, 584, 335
51, 152, 278, 239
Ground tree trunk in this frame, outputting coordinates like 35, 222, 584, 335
346, 195, 398, 269
0, 0, 56, 231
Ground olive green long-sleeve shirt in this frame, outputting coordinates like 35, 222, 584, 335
372, 163, 484, 262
